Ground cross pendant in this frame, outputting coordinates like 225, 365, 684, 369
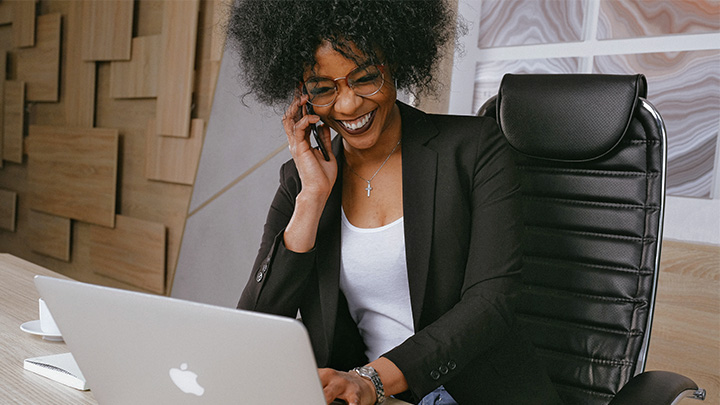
365, 181, 373, 197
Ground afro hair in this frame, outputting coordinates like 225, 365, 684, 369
227, 0, 462, 106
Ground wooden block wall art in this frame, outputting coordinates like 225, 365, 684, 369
0, 2, 12, 25
0, 189, 17, 232
156, 0, 200, 137
13, 0, 36, 48
28, 210, 71, 262
110, 35, 160, 99
15, 13, 61, 102
210, 0, 230, 62
146, 118, 204, 185
0, 51, 5, 168
3, 81, 25, 164
81, 0, 133, 61
65, 0, 96, 127
90, 215, 166, 294
27, 125, 118, 228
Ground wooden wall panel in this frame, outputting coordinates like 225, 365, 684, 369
27, 125, 118, 228
110, 35, 160, 99
12, 0, 36, 48
81, 0, 133, 61
0, 0, 220, 298
3, 81, 25, 164
146, 118, 203, 185
15, 13, 61, 102
0, 2, 12, 25
0, 189, 17, 232
210, 0, 229, 62
90, 215, 166, 294
28, 210, 71, 262
0, 51, 4, 169
64, 1, 96, 127
156, 0, 199, 137
193, 0, 223, 121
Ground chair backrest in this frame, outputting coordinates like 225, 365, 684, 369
478, 74, 667, 405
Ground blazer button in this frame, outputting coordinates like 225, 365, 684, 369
439, 365, 449, 375
430, 370, 440, 380
447, 361, 457, 370
255, 270, 264, 282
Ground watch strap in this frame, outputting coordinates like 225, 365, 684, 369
352, 366, 385, 404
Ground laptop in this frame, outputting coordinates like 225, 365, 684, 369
34, 275, 328, 404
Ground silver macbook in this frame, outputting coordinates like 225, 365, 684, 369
34, 275, 327, 404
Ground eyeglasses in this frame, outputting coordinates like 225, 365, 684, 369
302, 64, 385, 107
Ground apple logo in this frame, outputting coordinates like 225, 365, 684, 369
169, 363, 205, 396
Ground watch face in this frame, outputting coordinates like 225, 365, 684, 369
358, 366, 373, 376
354, 366, 376, 378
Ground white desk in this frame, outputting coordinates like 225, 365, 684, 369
0, 254, 97, 403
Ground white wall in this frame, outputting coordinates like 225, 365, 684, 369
172, 51, 291, 307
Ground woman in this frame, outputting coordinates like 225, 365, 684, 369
230, 1, 560, 404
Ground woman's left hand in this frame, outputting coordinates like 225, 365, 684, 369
318, 368, 376, 405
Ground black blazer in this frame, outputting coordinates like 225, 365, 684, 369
239, 102, 560, 403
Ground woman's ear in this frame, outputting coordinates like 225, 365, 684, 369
386, 63, 400, 89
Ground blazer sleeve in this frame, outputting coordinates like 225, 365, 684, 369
237, 161, 317, 318
383, 117, 525, 398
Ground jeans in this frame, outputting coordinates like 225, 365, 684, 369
417, 386, 458, 405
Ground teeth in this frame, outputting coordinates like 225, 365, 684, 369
341, 111, 372, 131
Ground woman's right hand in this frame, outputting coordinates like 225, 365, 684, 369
282, 94, 337, 201
280, 94, 337, 253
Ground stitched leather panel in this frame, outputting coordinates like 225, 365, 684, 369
517, 287, 645, 330
523, 197, 653, 238
537, 349, 629, 396
520, 315, 644, 360
521, 257, 652, 298
523, 227, 653, 270
518, 168, 654, 206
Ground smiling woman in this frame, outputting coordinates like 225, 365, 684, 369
228, 2, 561, 405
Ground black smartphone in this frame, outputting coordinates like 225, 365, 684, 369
301, 91, 330, 161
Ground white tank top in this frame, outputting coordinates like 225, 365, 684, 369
339, 208, 414, 361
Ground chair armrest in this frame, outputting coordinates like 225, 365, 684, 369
609, 371, 705, 405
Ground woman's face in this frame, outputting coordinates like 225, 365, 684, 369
304, 41, 400, 154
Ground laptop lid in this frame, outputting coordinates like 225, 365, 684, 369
34, 275, 327, 404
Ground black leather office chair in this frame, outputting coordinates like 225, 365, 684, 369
478, 74, 706, 404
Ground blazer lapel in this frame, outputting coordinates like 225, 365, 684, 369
397, 102, 439, 329
315, 136, 345, 356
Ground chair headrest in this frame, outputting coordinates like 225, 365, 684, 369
496, 74, 647, 162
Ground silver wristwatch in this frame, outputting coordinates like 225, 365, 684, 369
352, 365, 385, 404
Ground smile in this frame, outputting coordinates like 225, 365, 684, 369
339, 110, 375, 134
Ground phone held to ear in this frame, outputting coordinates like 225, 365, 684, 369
301, 89, 330, 161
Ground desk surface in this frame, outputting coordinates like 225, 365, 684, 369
0, 254, 97, 404
0, 254, 411, 405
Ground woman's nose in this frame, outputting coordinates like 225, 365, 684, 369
332, 83, 363, 115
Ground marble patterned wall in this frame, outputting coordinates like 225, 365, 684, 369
477, 0, 587, 48
597, 0, 720, 39
473, 0, 720, 199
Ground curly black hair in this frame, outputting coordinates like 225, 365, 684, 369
227, 0, 461, 106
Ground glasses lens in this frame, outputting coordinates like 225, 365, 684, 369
348, 65, 384, 96
304, 78, 336, 106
